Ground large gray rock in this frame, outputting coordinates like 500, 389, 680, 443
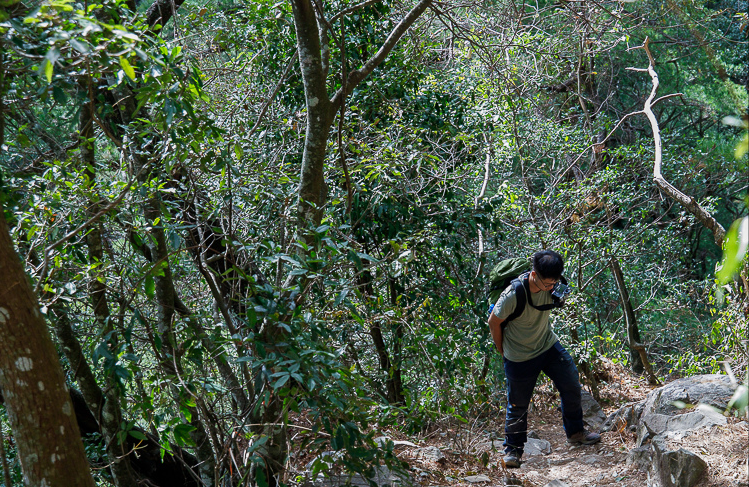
652, 435, 708, 487
628, 436, 708, 486
635, 421, 651, 448
581, 390, 607, 429
626, 445, 652, 471
668, 408, 726, 431
636, 410, 727, 446
642, 374, 735, 416
503, 475, 524, 486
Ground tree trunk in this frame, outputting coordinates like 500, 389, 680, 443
610, 256, 659, 385
387, 278, 405, 405
609, 257, 645, 373
292, 0, 433, 232
248, 1, 433, 483
0, 211, 97, 487
369, 320, 405, 405
137, 171, 218, 487
291, 0, 336, 232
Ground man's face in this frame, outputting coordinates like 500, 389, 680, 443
532, 271, 558, 291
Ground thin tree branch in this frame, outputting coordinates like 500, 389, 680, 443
330, 0, 432, 109
337, 20, 353, 214
34, 178, 135, 294
329, 0, 383, 23
474, 133, 492, 280
246, 52, 299, 139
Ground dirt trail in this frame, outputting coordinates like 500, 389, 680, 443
394, 361, 748, 487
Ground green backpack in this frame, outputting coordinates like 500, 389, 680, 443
487, 257, 530, 307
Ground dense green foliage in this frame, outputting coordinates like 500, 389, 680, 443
0, 0, 747, 485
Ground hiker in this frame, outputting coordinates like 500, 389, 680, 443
487, 250, 600, 468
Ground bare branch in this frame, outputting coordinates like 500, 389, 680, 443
652, 93, 683, 106
628, 36, 726, 247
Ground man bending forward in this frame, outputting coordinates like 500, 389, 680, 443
488, 250, 600, 468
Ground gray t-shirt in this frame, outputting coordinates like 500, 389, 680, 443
492, 283, 558, 362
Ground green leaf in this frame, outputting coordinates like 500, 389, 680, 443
272, 374, 290, 389
94, 341, 114, 363
129, 430, 148, 441
17, 133, 31, 147
255, 466, 268, 487
120, 56, 135, 80
145, 274, 155, 298
717, 217, 749, 284
727, 384, 748, 414
39, 47, 60, 83
44, 59, 53, 83
180, 405, 192, 422
357, 252, 379, 263
347, 250, 363, 271
736, 132, 748, 160
173, 424, 196, 447
52, 86, 68, 104
334, 289, 349, 306
69, 38, 90, 53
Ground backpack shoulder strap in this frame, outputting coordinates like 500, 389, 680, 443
501, 274, 528, 330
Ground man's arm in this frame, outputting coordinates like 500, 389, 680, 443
488, 312, 505, 355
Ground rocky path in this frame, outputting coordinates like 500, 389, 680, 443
398, 374, 747, 487
300, 370, 749, 487
300, 369, 748, 487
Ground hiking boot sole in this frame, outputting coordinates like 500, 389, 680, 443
567, 436, 601, 445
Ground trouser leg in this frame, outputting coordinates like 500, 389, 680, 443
542, 342, 585, 437
503, 357, 541, 455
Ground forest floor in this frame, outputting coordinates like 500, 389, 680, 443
294, 358, 749, 487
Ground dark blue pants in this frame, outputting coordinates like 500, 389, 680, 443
503, 341, 584, 455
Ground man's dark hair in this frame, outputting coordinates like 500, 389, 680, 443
532, 250, 564, 279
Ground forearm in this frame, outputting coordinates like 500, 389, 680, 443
488, 313, 504, 355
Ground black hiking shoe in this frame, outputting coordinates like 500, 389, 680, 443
567, 429, 601, 445
502, 451, 522, 468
